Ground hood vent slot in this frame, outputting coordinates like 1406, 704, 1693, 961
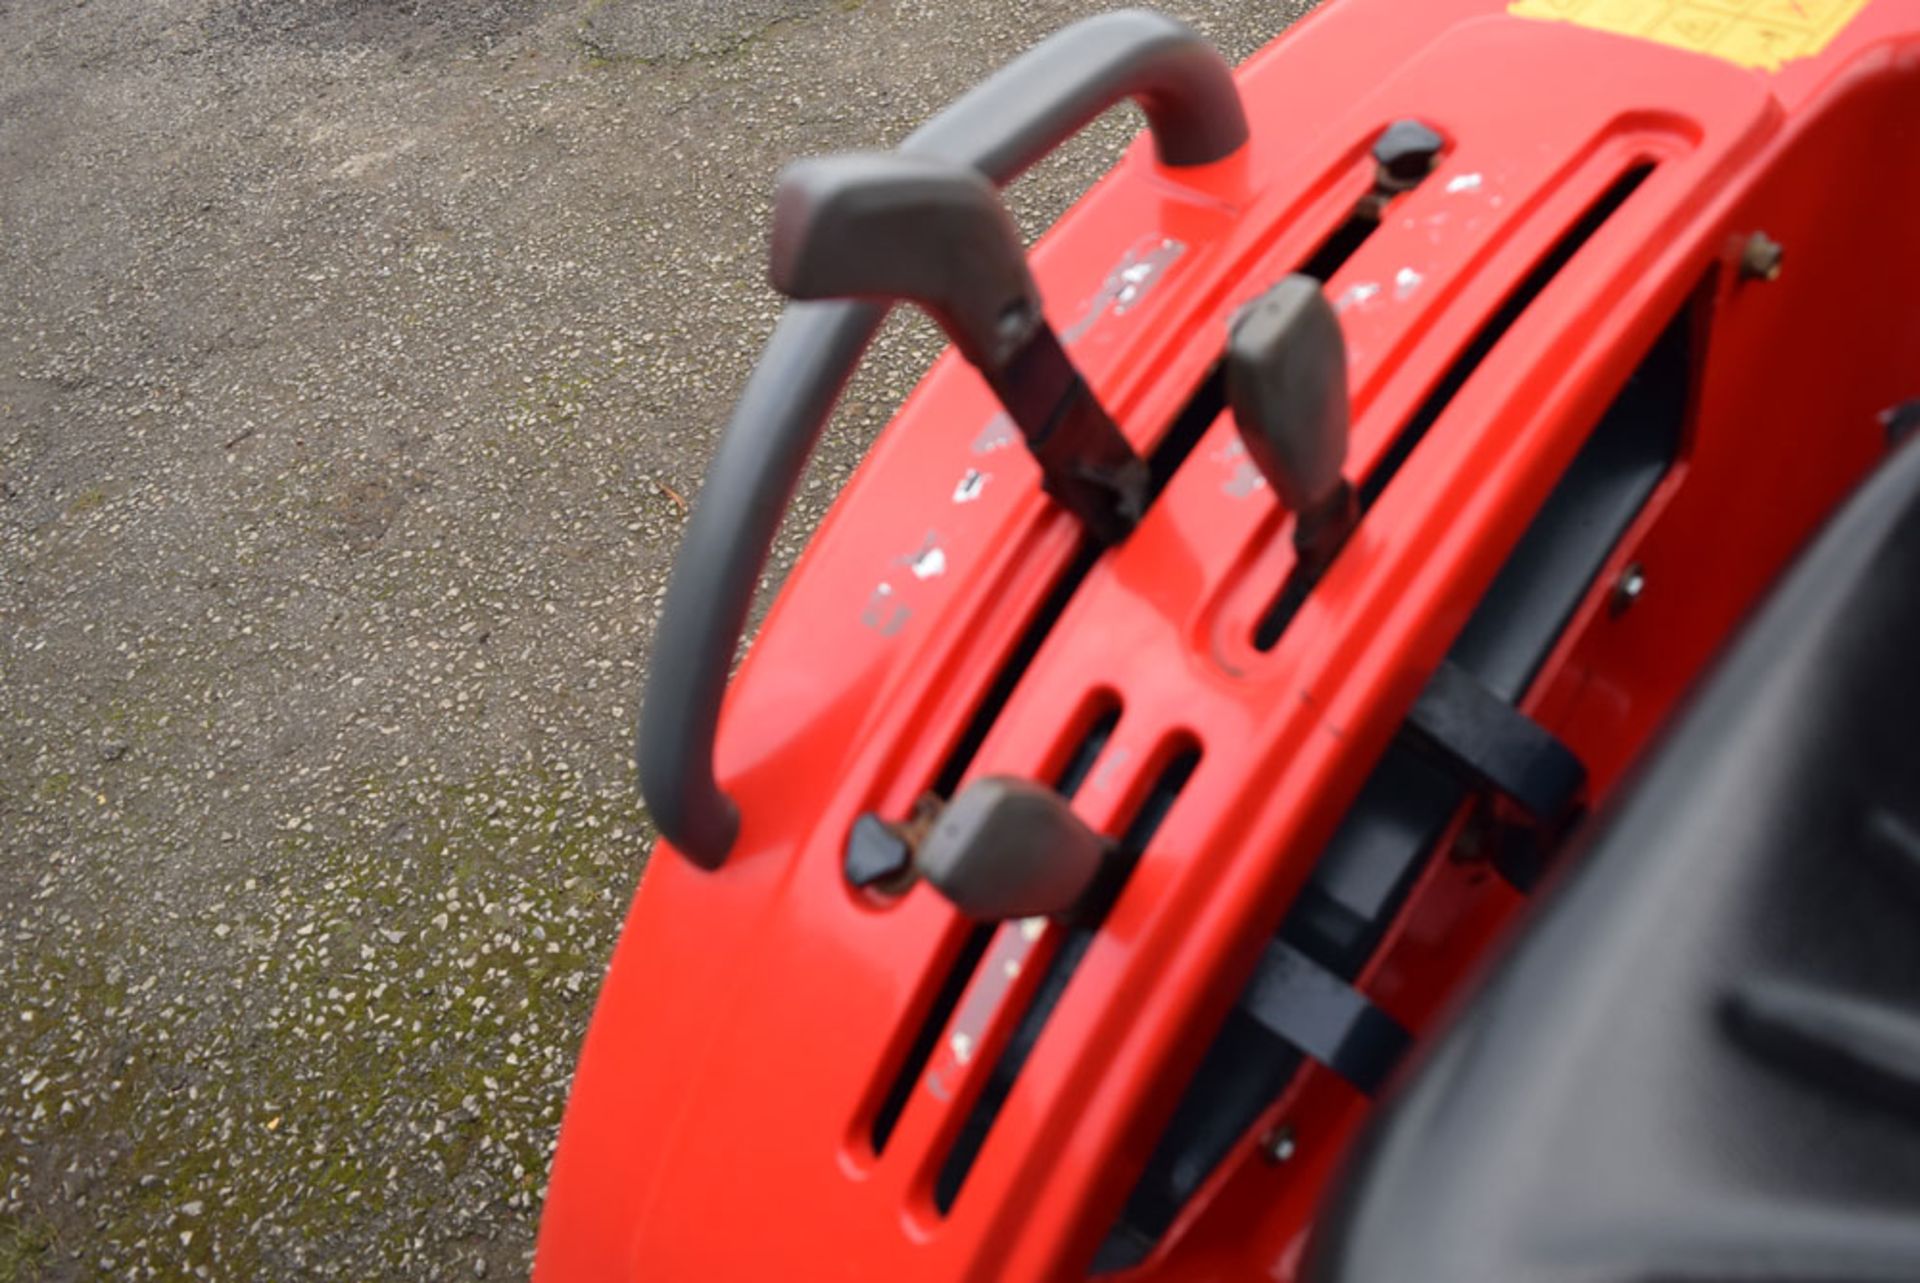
928, 372, 1222, 802
871, 693, 1124, 1155
869, 925, 997, 1157
933, 737, 1203, 1213
1255, 161, 1657, 651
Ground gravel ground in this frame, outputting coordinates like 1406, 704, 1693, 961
0, 0, 1313, 1277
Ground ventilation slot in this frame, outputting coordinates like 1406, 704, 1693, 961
933, 739, 1203, 1212
868, 926, 994, 1155
870, 695, 1122, 1155
874, 307, 1218, 1163
1055, 700, 1123, 800
1254, 162, 1657, 651
930, 374, 1221, 800
1096, 242, 1695, 1274
1298, 184, 1394, 284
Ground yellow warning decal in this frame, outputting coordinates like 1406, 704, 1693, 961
1508, 0, 1873, 72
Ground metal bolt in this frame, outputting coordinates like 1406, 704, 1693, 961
1738, 232, 1783, 283
1881, 399, 1920, 449
1447, 811, 1489, 865
1258, 1123, 1297, 1165
1611, 562, 1647, 615
1371, 120, 1445, 193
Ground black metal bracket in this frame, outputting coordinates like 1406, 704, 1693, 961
1406, 659, 1586, 826
1241, 940, 1410, 1096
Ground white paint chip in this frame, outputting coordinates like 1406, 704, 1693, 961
907, 545, 946, 580
1334, 282, 1381, 313
1225, 461, 1267, 499
971, 414, 1017, 455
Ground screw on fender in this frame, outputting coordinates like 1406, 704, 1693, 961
1739, 231, 1784, 282
1611, 562, 1648, 615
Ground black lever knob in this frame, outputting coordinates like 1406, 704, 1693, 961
1227, 275, 1356, 574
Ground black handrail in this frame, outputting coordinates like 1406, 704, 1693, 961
638, 9, 1249, 868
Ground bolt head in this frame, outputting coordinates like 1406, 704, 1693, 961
1611, 563, 1647, 615
1739, 232, 1784, 282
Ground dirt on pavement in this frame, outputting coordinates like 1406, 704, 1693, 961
0, 1, 1313, 1277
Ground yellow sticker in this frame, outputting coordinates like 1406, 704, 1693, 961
1509, 0, 1872, 71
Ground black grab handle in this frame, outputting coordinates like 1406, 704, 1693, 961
640, 9, 1249, 868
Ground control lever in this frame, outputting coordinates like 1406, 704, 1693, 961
914, 777, 1111, 922
771, 151, 1148, 546
1227, 276, 1357, 578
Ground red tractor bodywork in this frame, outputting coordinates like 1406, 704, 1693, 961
538, 2, 1920, 1278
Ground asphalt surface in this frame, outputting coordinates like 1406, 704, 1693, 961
0, 1, 1314, 1277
